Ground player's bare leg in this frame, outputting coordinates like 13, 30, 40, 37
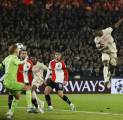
44, 86, 53, 110
103, 60, 111, 88
32, 85, 44, 113
57, 90, 76, 111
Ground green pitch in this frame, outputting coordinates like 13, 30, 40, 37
0, 94, 123, 120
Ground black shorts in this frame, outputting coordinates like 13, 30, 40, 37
47, 81, 63, 91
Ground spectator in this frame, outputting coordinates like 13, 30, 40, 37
0, 0, 123, 77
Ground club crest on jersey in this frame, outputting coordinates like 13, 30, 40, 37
56, 63, 62, 70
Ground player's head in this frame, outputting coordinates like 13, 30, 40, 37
93, 30, 103, 37
19, 46, 28, 60
55, 51, 62, 61
9, 44, 20, 56
31, 56, 37, 65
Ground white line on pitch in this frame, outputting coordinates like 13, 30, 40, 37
54, 109, 123, 116
0, 106, 123, 116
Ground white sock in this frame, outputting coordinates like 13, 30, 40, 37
103, 66, 109, 82
70, 103, 73, 106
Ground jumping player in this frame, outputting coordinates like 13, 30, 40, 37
94, 17, 123, 88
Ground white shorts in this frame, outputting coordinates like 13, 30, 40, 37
102, 52, 117, 65
32, 80, 43, 88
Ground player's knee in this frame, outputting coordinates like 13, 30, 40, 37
44, 87, 50, 95
110, 58, 117, 66
15, 94, 20, 100
57, 91, 64, 98
32, 85, 37, 91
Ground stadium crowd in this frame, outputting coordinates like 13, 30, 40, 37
0, 0, 123, 77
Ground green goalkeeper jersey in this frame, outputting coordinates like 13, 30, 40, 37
0, 54, 24, 90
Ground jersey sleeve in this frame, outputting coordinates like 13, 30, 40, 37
61, 61, 68, 81
103, 27, 113, 35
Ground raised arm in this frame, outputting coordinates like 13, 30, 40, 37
113, 17, 123, 29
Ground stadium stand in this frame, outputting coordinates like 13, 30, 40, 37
0, 0, 123, 77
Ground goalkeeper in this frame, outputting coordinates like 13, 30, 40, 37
0, 44, 31, 119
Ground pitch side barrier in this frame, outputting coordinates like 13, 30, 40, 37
40, 78, 110, 94
0, 78, 123, 94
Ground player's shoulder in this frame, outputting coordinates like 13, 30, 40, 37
9, 55, 16, 60
104, 27, 113, 30
103, 27, 113, 33
27, 59, 33, 65
38, 62, 45, 66
7, 55, 17, 61
60, 60, 66, 66
3, 56, 8, 62
50, 59, 56, 63
37, 61, 41, 65
60, 60, 65, 63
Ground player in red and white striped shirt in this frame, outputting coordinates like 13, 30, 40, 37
44, 51, 75, 111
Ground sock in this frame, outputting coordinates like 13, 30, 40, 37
11, 98, 19, 113
37, 98, 44, 106
26, 90, 32, 108
32, 98, 38, 108
8, 95, 13, 110
62, 95, 71, 105
103, 66, 109, 82
45, 95, 51, 106
31, 90, 38, 108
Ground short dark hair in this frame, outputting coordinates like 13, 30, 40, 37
9, 44, 18, 54
93, 30, 103, 37
55, 52, 62, 55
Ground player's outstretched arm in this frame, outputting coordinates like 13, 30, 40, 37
113, 17, 123, 29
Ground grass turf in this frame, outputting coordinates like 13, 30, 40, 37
0, 94, 123, 120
